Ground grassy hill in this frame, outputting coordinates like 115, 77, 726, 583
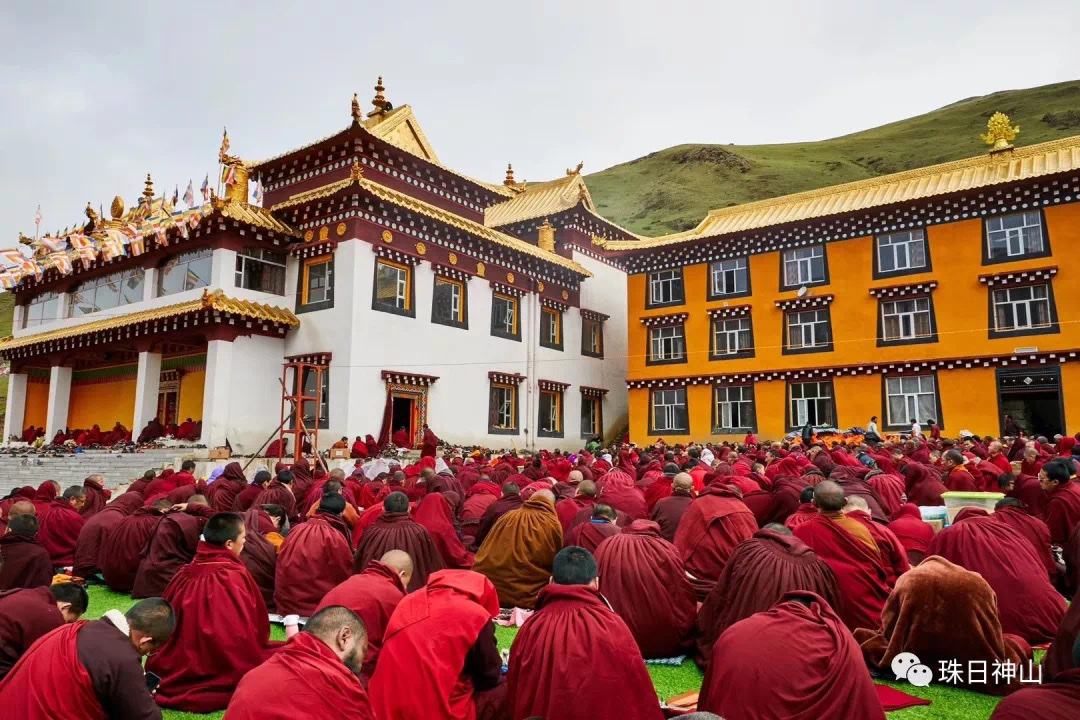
0, 292, 12, 410
586, 80, 1080, 235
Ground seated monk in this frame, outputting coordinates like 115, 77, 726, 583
595, 519, 696, 658
997, 472, 1048, 516
792, 481, 893, 631
131, 497, 215, 598
673, 480, 757, 600
461, 480, 500, 539
275, 494, 353, 616
887, 503, 935, 566
555, 479, 598, 534
991, 637, 1080, 719
304, 479, 362, 536
992, 497, 1061, 584
413, 492, 474, 568
696, 524, 841, 669
127, 470, 156, 496
369, 570, 506, 720
928, 512, 1066, 644
699, 591, 886, 719
100, 498, 172, 593
842, 496, 910, 587
136, 418, 165, 444
507, 547, 663, 720
21, 425, 36, 444
350, 435, 369, 459
391, 425, 410, 448
31, 480, 59, 515
265, 436, 288, 458
649, 472, 694, 543
0, 511, 53, 591
0, 582, 88, 680
147, 512, 280, 712
241, 506, 280, 611
176, 417, 196, 440
85, 424, 103, 445
37, 485, 87, 567
597, 469, 648, 520
902, 462, 948, 506
473, 490, 563, 609
473, 481, 524, 549
315, 550, 411, 680
564, 503, 621, 552
72, 491, 143, 578
206, 462, 249, 512
355, 492, 445, 592
1042, 459, 1080, 545
785, 486, 819, 530
150, 460, 199, 503
942, 450, 979, 491
79, 474, 111, 517
855, 555, 1033, 695
0, 597, 174, 718
332, 436, 349, 450
252, 469, 298, 522
232, 470, 271, 512
224, 605, 374, 720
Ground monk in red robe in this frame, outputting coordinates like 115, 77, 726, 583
673, 481, 757, 600
991, 666, 1080, 719
20, 425, 37, 444
206, 461, 249, 512
942, 450, 979, 491
564, 503, 621, 552
992, 497, 1061, 583
792, 481, 893, 631
597, 469, 648, 520
232, 469, 271, 512
370, 570, 506, 720
0, 582, 87, 679
224, 605, 374, 720
146, 512, 279, 712
275, 494, 353, 616
315, 550, 411, 679
462, 481, 500, 540
131, 497, 215, 598
350, 435, 369, 459
100, 498, 172, 593
0, 511, 52, 591
37, 485, 87, 566
902, 461, 948, 506
72, 491, 143, 578
929, 513, 1066, 644
0, 597, 174, 719
696, 524, 840, 667
136, 418, 164, 444
507, 547, 663, 720
30, 480, 59, 515
555, 479, 597, 534
649, 472, 694, 542
176, 417, 196, 440
420, 424, 439, 458
785, 486, 819, 530
355, 492, 445, 592
79, 475, 111, 517
473, 490, 563, 608
887, 502, 935, 565
252, 469, 297, 522
265, 436, 287, 458
414, 491, 474, 568
85, 424, 104, 445
240, 507, 279, 611
473, 481, 524, 548
127, 470, 155, 495
700, 590, 886, 719
391, 425, 410, 448
595, 519, 695, 658
843, 498, 911, 586
1042, 459, 1080, 545
855, 555, 1032, 695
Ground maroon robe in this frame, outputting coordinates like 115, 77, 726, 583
231, 482, 266, 512
79, 478, 110, 517
354, 512, 446, 593
564, 519, 620, 553
673, 484, 758, 599
699, 591, 886, 720
413, 493, 474, 568
147, 542, 279, 712
315, 560, 406, 679
131, 505, 215, 598
0, 534, 53, 591
0, 586, 64, 679
30, 481, 58, 516
472, 493, 523, 549
596, 470, 648, 520
206, 462, 248, 512
100, 506, 166, 592
240, 508, 278, 611
71, 492, 143, 578
37, 499, 85, 566
904, 463, 948, 507
1007, 474, 1049, 515
649, 492, 693, 543
887, 503, 935, 566
594, 520, 696, 658
274, 513, 353, 616
506, 583, 663, 720
696, 528, 840, 668
420, 427, 439, 458
555, 496, 596, 535
251, 480, 298, 522
1045, 480, 1080, 546
990, 669, 1080, 720
992, 505, 1059, 583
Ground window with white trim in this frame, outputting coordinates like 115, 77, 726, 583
715, 385, 754, 431
374, 259, 410, 312
651, 388, 688, 432
649, 325, 686, 362
785, 309, 831, 350
23, 292, 59, 328
712, 317, 752, 356
235, 248, 287, 295
783, 246, 825, 287
538, 389, 562, 436
986, 212, 1044, 260
993, 284, 1051, 331
877, 230, 927, 273
489, 382, 517, 432
582, 318, 604, 357
648, 269, 684, 306
158, 248, 211, 297
881, 297, 932, 341
790, 381, 834, 427
886, 375, 938, 427
709, 258, 748, 297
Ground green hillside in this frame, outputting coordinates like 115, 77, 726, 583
0, 292, 12, 409
586, 79, 1080, 235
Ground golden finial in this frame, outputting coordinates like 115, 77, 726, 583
110, 195, 125, 220
142, 173, 155, 205
981, 112, 1020, 152
566, 161, 584, 176
351, 92, 362, 125
504, 163, 516, 186
368, 76, 387, 117
350, 161, 364, 180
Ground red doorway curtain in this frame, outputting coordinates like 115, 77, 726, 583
377, 391, 393, 451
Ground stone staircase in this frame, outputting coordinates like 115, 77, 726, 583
0, 450, 192, 495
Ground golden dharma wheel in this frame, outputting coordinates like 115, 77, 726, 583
382, 229, 393, 243
415, 242, 427, 255
304, 229, 314, 242
336, 222, 346, 236
507, 272, 515, 283
448, 252, 458, 265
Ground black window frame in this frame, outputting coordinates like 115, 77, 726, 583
881, 372, 944, 432
709, 314, 756, 361
981, 209, 1052, 266
537, 388, 564, 438
712, 383, 757, 433
987, 280, 1060, 340
296, 255, 335, 314
539, 307, 563, 351
649, 387, 689, 434
876, 294, 939, 347
786, 379, 836, 431
581, 317, 604, 358
779, 244, 830, 291
645, 268, 685, 309
488, 381, 520, 435
782, 307, 835, 355
872, 229, 933, 279
431, 275, 469, 330
580, 394, 604, 439
707, 257, 753, 301
490, 291, 521, 341
371, 258, 415, 318
646, 323, 688, 366
235, 247, 288, 296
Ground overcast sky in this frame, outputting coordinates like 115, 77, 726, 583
2, 0, 1077, 237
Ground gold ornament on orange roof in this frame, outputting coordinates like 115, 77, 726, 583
561, 290, 569, 300
981, 112, 1020, 152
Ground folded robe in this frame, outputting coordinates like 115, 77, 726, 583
354, 511, 445, 593
854, 555, 1032, 695
506, 583, 663, 720
78, 478, 110, 518
100, 506, 166, 593
696, 528, 840, 668
698, 591, 886, 720
251, 481, 297, 522
594, 520, 696, 658
274, 514, 353, 617
473, 495, 563, 609
147, 542, 279, 712
205, 462, 248, 512
240, 508, 278, 611
673, 484, 758, 600
223, 630, 374, 720
887, 503, 934, 566
928, 516, 1066, 644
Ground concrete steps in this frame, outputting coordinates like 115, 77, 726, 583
0, 450, 192, 495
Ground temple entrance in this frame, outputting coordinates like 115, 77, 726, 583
383, 379, 429, 448
997, 367, 1064, 438
392, 395, 416, 443
157, 373, 181, 426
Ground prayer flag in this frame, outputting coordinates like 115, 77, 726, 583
48, 251, 72, 275
187, 212, 200, 229
102, 229, 127, 261
222, 164, 237, 186
1, 249, 26, 268
183, 180, 195, 208
201, 174, 210, 201
154, 222, 169, 247
0, 272, 15, 290
172, 185, 180, 205
34, 205, 41, 231
129, 236, 145, 257
41, 235, 67, 253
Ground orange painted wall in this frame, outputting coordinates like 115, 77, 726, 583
627, 201, 1080, 444
177, 370, 205, 422
25, 380, 49, 429
68, 378, 136, 430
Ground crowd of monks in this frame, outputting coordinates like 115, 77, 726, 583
0, 428, 1078, 719
20, 418, 202, 448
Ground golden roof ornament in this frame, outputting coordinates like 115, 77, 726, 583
566, 161, 584, 176
368, 76, 388, 117
981, 112, 1020, 153
504, 163, 516, 186
350, 161, 364, 180
110, 195, 125, 220
219, 127, 244, 167
351, 92, 362, 125
142, 173, 155, 205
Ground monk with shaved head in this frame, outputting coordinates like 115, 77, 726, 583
0, 510, 52, 590
474, 489, 563, 608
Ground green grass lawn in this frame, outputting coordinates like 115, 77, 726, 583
83, 585, 1020, 719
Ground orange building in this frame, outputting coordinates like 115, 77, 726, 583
597, 121, 1080, 444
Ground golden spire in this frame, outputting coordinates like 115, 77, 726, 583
566, 161, 584, 176
142, 173, 155, 206
504, 163, 516, 186
110, 195, 125, 220
538, 218, 556, 252
368, 76, 388, 117
981, 112, 1020, 152
351, 92, 362, 125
